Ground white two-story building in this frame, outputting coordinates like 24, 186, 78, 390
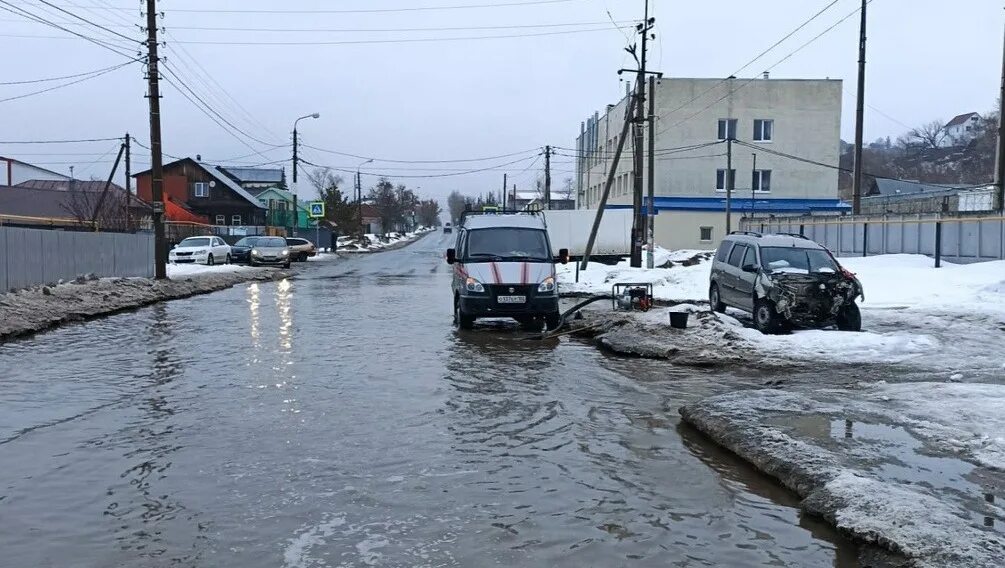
575, 77, 848, 250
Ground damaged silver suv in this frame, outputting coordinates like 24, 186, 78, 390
709, 232, 863, 334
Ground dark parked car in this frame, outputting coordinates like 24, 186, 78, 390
443, 223, 452, 234
708, 232, 863, 334
230, 236, 262, 264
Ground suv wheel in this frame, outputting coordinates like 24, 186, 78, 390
835, 301, 862, 332
754, 299, 781, 334
709, 283, 726, 313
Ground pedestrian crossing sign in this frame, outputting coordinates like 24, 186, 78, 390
309, 201, 325, 218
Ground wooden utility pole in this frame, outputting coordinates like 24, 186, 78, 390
725, 137, 734, 234
646, 74, 656, 269
580, 95, 638, 270
502, 173, 507, 210
751, 152, 757, 219
145, 0, 166, 279
124, 132, 132, 231
996, 20, 1005, 212
852, 0, 867, 215
544, 145, 552, 209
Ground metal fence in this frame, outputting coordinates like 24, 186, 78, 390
1, 226, 154, 291
741, 213, 1005, 265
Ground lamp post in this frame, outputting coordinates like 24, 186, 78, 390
291, 112, 320, 236
356, 158, 373, 236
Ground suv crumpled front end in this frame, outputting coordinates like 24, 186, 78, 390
754, 271, 862, 327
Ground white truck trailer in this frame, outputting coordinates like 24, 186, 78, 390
542, 209, 632, 258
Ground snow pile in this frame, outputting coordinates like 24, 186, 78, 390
337, 229, 432, 253
681, 385, 1005, 567
557, 248, 714, 300
167, 263, 261, 278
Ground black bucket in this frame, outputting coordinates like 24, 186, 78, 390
668, 311, 688, 329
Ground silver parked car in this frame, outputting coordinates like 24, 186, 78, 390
708, 232, 863, 334
248, 236, 292, 269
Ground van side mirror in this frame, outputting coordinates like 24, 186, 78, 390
558, 248, 569, 265
446, 248, 456, 265
742, 263, 759, 273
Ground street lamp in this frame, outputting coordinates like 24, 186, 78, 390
291, 112, 320, 236
356, 158, 373, 236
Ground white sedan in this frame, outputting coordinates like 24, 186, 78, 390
169, 236, 232, 265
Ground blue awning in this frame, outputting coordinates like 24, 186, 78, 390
607, 197, 851, 214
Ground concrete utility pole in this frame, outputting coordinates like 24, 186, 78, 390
852, 0, 868, 215
580, 95, 638, 270
627, 0, 657, 268
291, 112, 320, 236
145, 0, 166, 279
646, 74, 656, 269
725, 137, 734, 234
544, 145, 552, 209
996, 20, 1005, 212
124, 132, 131, 231
502, 173, 507, 210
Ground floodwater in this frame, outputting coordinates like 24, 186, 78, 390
0, 232, 870, 566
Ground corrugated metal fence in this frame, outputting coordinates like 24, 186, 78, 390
741, 213, 1005, 265
1, 226, 153, 291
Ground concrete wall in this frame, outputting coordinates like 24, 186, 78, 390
578, 78, 842, 208
652, 211, 729, 251
741, 213, 1005, 264
0, 227, 154, 291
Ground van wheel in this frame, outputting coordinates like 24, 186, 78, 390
709, 283, 726, 313
455, 300, 474, 330
545, 312, 562, 331
517, 316, 541, 331
836, 301, 862, 332
754, 299, 781, 334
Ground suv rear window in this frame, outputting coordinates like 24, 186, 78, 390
727, 244, 746, 267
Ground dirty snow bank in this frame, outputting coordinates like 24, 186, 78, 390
0, 267, 286, 342
681, 384, 1005, 567
557, 248, 714, 301
336, 228, 433, 253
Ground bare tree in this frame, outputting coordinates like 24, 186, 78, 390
60, 181, 134, 231
900, 120, 948, 149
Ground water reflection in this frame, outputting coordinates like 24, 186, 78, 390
247, 282, 261, 347
276, 278, 293, 352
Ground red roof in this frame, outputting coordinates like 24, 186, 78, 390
165, 197, 209, 223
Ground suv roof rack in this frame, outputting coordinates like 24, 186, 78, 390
729, 230, 762, 238
458, 208, 545, 227
772, 232, 811, 240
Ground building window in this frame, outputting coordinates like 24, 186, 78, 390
753, 119, 774, 142
717, 118, 737, 140
215, 214, 225, 225
752, 169, 772, 192
194, 182, 209, 197
716, 169, 736, 191
232, 215, 242, 226
700, 226, 713, 242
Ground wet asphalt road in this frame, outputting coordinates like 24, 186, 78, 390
0, 232, 868, 567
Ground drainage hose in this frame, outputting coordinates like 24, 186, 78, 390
534, 294, 613, 340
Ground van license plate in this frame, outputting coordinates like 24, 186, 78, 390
497, 295, 526, 304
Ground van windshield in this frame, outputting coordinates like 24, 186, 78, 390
465, 228, 550, 262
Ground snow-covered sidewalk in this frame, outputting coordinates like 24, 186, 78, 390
559, 250, 1005, 373
680, 383, 1005, 567
334, 228, 434, 253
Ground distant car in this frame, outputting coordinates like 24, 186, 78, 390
248, 236, 292, 269
285, 237, 317, 261
169, 236, 231, 265
443, 223, 452, 234
708, 232, 863, 334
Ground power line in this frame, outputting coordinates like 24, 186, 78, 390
300, 154, 541, 179
31, 0, 137, 43
663, 2, 872, 134
163, 27, 630, 46
70, 0, 583, 14
0, 0, 135, 58
0, 60, 140, 85
0, 58, 139, 103
302, 144, 540, 164
0, 136, 123, 144
157, 21, 632, 34
654, 0, 844, 136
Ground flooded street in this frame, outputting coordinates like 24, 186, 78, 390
0, 233, 868, 567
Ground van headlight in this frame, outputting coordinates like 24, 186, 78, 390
538, 277, 556, 293
465, 277, 485, 293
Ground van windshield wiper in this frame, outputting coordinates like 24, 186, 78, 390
467, 253, 506, 261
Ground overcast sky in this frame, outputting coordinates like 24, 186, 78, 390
1, 0, 1002, 201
